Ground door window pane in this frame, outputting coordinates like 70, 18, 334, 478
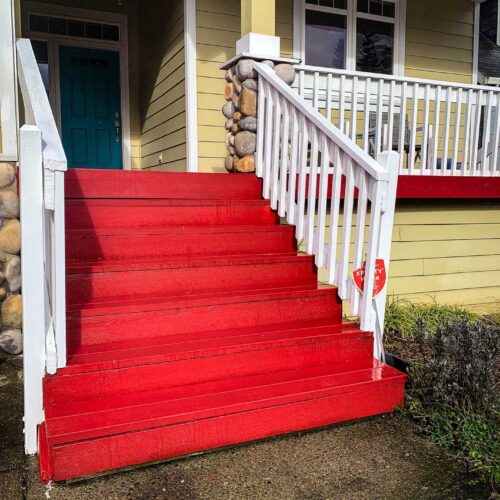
305, 10, 346, 69
356, 18, 394, 74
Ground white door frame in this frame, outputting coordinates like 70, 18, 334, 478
22, 2, 131, 169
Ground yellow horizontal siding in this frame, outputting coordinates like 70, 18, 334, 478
139, 0, 186, 171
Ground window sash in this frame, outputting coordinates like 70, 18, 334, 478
301, 0, 404, 75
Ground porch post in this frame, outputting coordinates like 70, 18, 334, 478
236, 0, 280, 59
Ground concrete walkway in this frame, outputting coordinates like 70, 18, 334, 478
0, 359, 491, 500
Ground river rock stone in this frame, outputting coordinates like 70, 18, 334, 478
261, 60, 275, 69
2, 294, 22, 329
0, 163, 16, 189
6, 256, 20, 293
233, 112, 242, 122
232, 76, 242, 93
225, 67, 234, 83
231, 93, 240, 109
222, 101, 235, 119
239, 88, 257, 116
238, 116, 257, 132
224, 83, 234, 101
225, 155, 234, 172
242, 79, 258, 92
231, 123, 240, 134
234, 155, 255, 173
274, 63, 296, 85
0, 220, 20, 255
236, 59, 257, 80
228, 145, 236, 155
225, 118, 234, 130
0, 288, 6, 301
225, 132, 231, 149
0, 329, 22, 355
0, 190, 19, 218
234, 131, 256, 156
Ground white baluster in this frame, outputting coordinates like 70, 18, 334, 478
287, 108, 299, 223
363, 77, 371, 154
315, 135, 330, 267
326, 74, 333, 122
491, 94, 500, 175
327, 146, 343, 284
471, 90, 483, 175
375, 79, 384, 158
421, 84, 431, 173
306, 127, 320, 253
398, 82, 407, 172
409, 82, 419, 173
278, 99, 290, 216
262, 85, 274, 197
481, 91, 493, 175
441, 86, 452, 175
462, 88, 473, 174
296, 118, 309, 239
351, 76, 359, 143
388, 80, 395, 151
451, 87, 462, 174
270, 95, 282, 209
339, 74, 346, 131
431, 85, 441, 174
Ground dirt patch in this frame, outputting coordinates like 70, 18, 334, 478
0, 359, 493, 500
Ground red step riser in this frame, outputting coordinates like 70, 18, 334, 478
65, 170, 263, 200
68, 292, 342, 347
44, 336, 373, 405
66, 228, 296, 263
65, 204, 278, 230
66, 259, 317, 307
45, 383, 404, 481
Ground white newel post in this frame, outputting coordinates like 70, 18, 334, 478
373, 151, 400, 360
20, 125, 46, 454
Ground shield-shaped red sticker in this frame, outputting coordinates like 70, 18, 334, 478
353, 258, 387, 297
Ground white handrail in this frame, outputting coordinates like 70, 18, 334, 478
17, 39, 67, 454
295, 65, 500, 176
254, 63, 399, 361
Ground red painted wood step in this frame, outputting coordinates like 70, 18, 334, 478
66, 287, 342, 347
40, 362, 405, 481
44, 324, 373, 405
66, 225, 296, 263
66, 254, 317, 307
65, 199, 278, 229
65, 169, 264, 200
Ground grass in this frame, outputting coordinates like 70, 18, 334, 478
384, 296, 482, 339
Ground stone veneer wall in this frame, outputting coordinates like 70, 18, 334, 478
222, 58, 295, 173
0, 162, 22, 355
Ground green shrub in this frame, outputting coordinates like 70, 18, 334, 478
384, 297, 480, 339
406, 318, 500, 483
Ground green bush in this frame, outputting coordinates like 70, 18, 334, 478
384, 297, 481, 338
406, 318, 500, 483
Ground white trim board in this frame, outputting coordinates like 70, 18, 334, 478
22, 2, 131, 169
293, 0, 406, 77
184, 0, 198, 172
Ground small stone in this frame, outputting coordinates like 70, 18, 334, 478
242, 79, 258, 92
274, 64, 296, 85
234, 131, 257, 156
225, 132, 231, 149
225, 67, 234, 83
0, 163, 16, 189
0, 220, 20, 255
228, 145, 236, 155
234, 155, 255, 173
233, 112, 242, 123
231, 93, 239, 109
0, 190, 19, 218
239, 88, 257, 116
225, 155, 234, 172
0, 288, 6, 301
232, 76, 242, 93
236, 59, 257, 80
0, 252, 6, 263
238, 116, 257, 132
229, 134, 235, 146
6, 256, 20, 293
225, 118, 234, 131
0, 329, 22, 355
231, 124, 240, 134
222, 101, 235, 119
2, 294, 22, 329
224, 83, 234, 101
261, 60, 275, 69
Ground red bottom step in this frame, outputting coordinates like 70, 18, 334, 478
39, 362, 405, 481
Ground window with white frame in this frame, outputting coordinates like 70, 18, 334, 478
301, 0, 403, 75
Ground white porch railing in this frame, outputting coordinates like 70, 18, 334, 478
294, 65, 500, 177
17, 38, 67, 454
255, 63, 399, 362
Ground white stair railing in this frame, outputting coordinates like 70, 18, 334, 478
295, 65, 500, 176
17, 38, 67, 454
255, 63, 399, 361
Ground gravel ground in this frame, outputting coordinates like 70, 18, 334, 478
0, 359, 493, 500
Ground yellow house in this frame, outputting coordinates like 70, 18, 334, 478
0, 0, 498, 482
1, 0, 495, 309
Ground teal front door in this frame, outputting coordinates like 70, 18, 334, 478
59, 46, 122, 169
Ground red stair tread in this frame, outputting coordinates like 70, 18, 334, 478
66, 198, 271, 207
66, 252, 311, 274
45, 362, 405, 445
63, 321, 364, 374
67, 285, 338, 316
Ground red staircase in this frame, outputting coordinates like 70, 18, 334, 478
38, 169, 406, 481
